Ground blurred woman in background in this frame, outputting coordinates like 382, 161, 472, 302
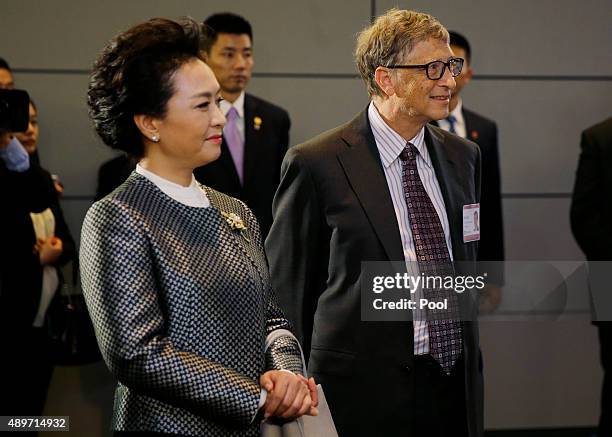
0, 97, 75, 431
16, 100, 64, 194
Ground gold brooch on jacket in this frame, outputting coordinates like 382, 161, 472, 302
221, 211, 250, 242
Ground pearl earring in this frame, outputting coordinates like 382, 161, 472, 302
151, 134, 159, 142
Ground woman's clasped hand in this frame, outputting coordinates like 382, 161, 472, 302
260, 371, 319, 419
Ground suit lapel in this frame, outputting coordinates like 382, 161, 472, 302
462, 108, 480, 143
424, 125, 466, 260
243, 94, 258, 188
336, 111, 467, 262
337, 110, 404, 262
217, 94, 256, 190
217, 134, 242, 188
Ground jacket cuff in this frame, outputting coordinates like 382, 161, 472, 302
265, 329, 305, 375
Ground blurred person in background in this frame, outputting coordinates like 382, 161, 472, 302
570, 116, 612, 437
0, 58, 63, 194
0, 57, 29, 172
16, 100, 64, 194
194, 12, 290, 239
0, 97, 75, 434
94, 152, 137, 200
15, 101, 40, 158
431, 31, 504, 313
0, 57, 15, 89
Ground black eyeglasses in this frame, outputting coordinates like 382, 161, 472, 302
386, 57, 464, 80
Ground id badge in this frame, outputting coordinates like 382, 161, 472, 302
463, 203, 480, 242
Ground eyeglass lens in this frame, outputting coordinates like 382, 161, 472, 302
427, 59, 463, 80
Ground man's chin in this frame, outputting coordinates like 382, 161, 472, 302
224, 82, 248, 94
430, 110, 449, 121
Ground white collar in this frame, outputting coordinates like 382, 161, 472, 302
368, 102, 431, 169
449, 98, 464, 120
136, 164, 209, 208
220, 91, 245, 118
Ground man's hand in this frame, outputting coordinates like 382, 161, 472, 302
35, 236, 63, 265
260, 370, 318, 419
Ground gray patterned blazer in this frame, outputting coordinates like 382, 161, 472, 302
80, 173, 303, 436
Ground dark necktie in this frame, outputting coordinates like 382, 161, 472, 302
446, 114, 457, 134
399, 144, 462, 375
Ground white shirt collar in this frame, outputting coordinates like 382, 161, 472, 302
450, 98, 464, 123
220, 91, 245, 119
438, 98, 466, 138
136, 164, 210, 208
368, 101, 431, 169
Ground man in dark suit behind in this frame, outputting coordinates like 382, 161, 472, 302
570, 117, 612, 437
433, 31, 504, 312
266, 9, 483, 437
194, 13, 290, 238
95, 154, 136, 200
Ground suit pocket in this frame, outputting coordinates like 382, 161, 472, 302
309, 348, 356, 376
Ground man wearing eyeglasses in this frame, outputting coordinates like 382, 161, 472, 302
266, 8, 483, 437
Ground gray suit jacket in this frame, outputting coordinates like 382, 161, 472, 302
266, 109, 484, 436
80, 173, 303, 436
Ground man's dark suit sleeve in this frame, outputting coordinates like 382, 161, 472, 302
95, 160, 121, 201
277, 111, 291, 187
478, 123, 503, 259
281, 111, 291, 152
570, 128, 612, 259
95, 156, 135, 201
265, 146, 327, 356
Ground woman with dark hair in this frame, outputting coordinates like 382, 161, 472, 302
0, 108, 75, 426
16, 100, 40, 160
16, 100, 64, 194
81, 17, 317, 437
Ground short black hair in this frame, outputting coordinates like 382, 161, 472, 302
202, 13, 252, 52
449, 31, 471, 64
87, 17, 205, 158
0, 57, 11, 71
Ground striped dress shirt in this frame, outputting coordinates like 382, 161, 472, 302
368, 102, 454, 355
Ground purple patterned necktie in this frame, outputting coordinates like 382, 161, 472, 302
400, 144, 462, 375
224, 107, 245, 185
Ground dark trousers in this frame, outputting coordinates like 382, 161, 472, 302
413, 354, 469, 437
0, 327, 54, 437
600, 323, 612, 437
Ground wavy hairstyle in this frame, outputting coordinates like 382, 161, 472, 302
87, 17, 207, 157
